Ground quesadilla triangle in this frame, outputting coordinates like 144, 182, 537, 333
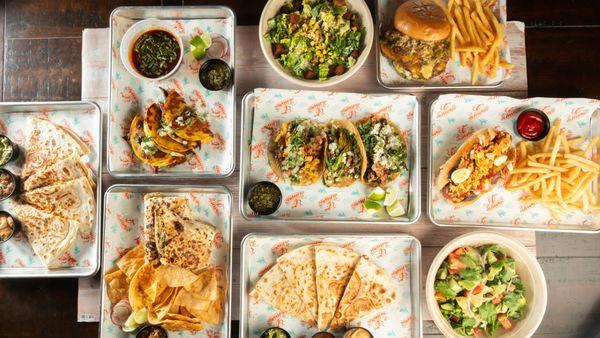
329, 256, 399, 329
23, 154, 95, 191
355, 113, 408, 187
315, 245, 360, 330
22, 116, 91, 178
276, 245, 318, 326
323, 120, 368, 187
12, 203, 79, 269
250, 264, 314, 325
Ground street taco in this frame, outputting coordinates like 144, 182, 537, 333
436, 128, 516, 207
268, 119, 326, 186
323, 120, 367, 187
355, 114, 407, 187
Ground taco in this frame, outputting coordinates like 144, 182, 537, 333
355, 114, 408, 187
436, 128, 516, 207
268, 119, 326, 186
323, 120, 367, 187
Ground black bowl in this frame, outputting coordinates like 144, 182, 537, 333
136, 325, 168, 338
0, 211, 20, 244
261, 327, 291, 338
514, 108, 551, 141
0, 135, 20, 166
247, 181, 282, 216
198, 58, 233, 91
0, 168, 19, 202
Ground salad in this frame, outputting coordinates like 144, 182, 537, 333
434, 245, 527, 336
265, 0, 365, 81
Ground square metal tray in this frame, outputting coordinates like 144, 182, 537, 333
107, 6, 236, 178
99, 184, 233, 338
0, 101, 102, 278
239, 89, 421, 224
239, 233, 422, 338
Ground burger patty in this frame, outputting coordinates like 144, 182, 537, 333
380, 29, 449, 80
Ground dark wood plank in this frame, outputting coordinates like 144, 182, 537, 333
508, 0, 600, 27
0, 1, 5, 102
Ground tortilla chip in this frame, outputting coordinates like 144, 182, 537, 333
150, 287, 177, 321
116, 244, 145, 281
104, 269, 129, 305
156, 264, 199, 288
129, 263, 168, 311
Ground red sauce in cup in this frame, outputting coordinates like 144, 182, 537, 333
515, 109, 550, 141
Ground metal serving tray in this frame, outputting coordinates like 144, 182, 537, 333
99, 184, 233, 338
107, 6, 236, 178
0, 101, 102, 278
428, 94, 600, 233
240, 233, 422, 338
239, 89, 421, 224
375, 0, 510, 90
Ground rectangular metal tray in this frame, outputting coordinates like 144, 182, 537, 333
107, 6, 236, 178
375, 0, 509, 90
99, 184, 233, 338
239, 233, 422, 338
0, 101, 102, 278
428, 94, 600, 233
239, 90, 421, 224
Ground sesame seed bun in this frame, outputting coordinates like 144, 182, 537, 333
394, 0, 451, 41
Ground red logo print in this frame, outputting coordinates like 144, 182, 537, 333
392, 263, 409, 281
189, 89, 207, 107
318, 194, 337, 211
308, 101, 327, 117
486, 194, 504, 211
275, 98, 294, 115
261, 120, 281, 136
209, 198, 224, 216
211, 102, 227, 118
211, 133, 225, 150
567, 107, 588, 122
340, 103, 360, 119
469, 104, 488, 120
116, 214, 134, 231
251, 142, 267, 159
370, 242, 388, 258
351, 197, 368, 213
285, 191, 304, 208
456, 124, 475, 141
188, 153, 205, 171
271, 241, 289, 257
120, 86, 138, 104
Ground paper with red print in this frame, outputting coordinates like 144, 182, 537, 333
108, 16, 234, 176
377, 0, 512, 87
100, 188, 231, 338
243, 234, 418, 338
430, 94, 599, 228
0, 109, 100, 274
247, 88, 417, 220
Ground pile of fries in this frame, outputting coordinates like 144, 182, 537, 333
435, 0, 514, 84
506, 119, 600, 220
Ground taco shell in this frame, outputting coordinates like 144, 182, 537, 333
323, 119, 368, 187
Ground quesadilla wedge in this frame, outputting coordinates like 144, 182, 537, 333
250, 264, 315, 326
330, 256, 399, 329
355, 114, 408, 187
268, 119, 326, 186
12, 203, 79, 268
315, 245, 360, 330
22, 117, 91, 178
323, 120, 367, 187
20, 177, 96, 232
276, 245, 318, 326
23, 154, 95, 191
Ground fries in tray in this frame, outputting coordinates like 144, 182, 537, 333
436, 0, 514, 85
506, 119, 600, 220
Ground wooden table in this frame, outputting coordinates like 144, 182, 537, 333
0, 1, 598, 337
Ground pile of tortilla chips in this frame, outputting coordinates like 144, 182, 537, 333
104, 243, 226, 331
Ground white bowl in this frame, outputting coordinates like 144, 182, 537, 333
426, 231, 547, 338
119, 19, 184, 81
259, 0, 374, 88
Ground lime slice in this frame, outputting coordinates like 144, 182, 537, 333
122, 313, 138, 332
190, 33, 212, 60
451, 168, 472, 184
122, 325, 137, 333
386, 199, 405, 217
384, 188, 399, 207
367, 186, 386, 201
133, 308, 148, 324
363, 200, 382, 215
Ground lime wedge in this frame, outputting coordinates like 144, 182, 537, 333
133, 308, 148, 324
363, 200, 382, 215
190, 33, 212, 60
386, 199, 405, 217
122, 313, 138, 332
384, 188, 399, 207
122, 325, 137, 333
367, 186, 386, 201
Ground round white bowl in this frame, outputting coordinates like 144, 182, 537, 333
258, 0, 374, 88
426, 231, 547, 338
120, 19, 184, 81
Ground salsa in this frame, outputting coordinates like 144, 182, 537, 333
136, 325, 168, 338
199, 59, 232, 91
261, 327, 291, 338
515, 109, 550, 141
0, 212, 15, 242
248, 181, 282, 215
343, 328, 373, 338
313, 332, 335, 338
0, 135, 16, 166
0, 169, 16, 200
131, 29, 181, 78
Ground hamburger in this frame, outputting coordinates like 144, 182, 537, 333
380, 0, 451, 80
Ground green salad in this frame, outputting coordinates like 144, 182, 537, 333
265, 0, 364, 81
434, 245, 527, 336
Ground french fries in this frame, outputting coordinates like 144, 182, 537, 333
506, 119, 600, 220
440, 0, 514, 84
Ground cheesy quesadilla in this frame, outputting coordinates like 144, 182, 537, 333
23, 155, 95, 191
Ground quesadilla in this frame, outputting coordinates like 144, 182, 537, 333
276, 245, 318, 326
143, 194, 189, 265
20, 177, 96, 232
250, 264, 314, 325
329, 256, 399, 329
22, 117, 90, 178
12, 203, 79, 268
23, 154, 95, 191
315, 245, 360, 330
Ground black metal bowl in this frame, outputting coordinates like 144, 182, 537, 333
0, 168, 19, 202
0, 134, 20, 166
247, 181, 282, 216
198, 58, 233, 91
514, 107, 551, 141
0, 211, 20, 244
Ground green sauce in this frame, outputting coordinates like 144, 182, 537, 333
199, 60, 232, 91
131, 29, 181, 78
0, 136, 14, 165
248, 182, 282, 215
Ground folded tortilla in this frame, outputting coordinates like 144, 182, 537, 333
23, 154, 95, 191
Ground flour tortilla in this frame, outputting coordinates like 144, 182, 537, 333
276, 245, 318, 326
12, 203, 79, 269
22, 117, 91, 178
20, 177, 96, 232
315, 245, 360, 330
330, 256, 399, 329
250, 264, 315, 326
23, 154, 95, 191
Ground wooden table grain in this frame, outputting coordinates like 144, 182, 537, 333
0, 1, 598, 337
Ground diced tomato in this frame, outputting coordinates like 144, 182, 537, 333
453, 247, 467, 256
492, 293, 503, 304
472, 327, 480, 334
508, 284, 516, 292
449, 253, 467, 271
498, 314, 512, 330
464, 283, 484, 297
435, 291, 446, 302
